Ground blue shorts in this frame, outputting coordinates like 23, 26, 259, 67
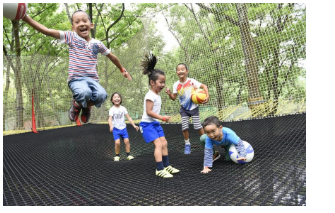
112, 127, 129, 141
139, 121, 165, 143
68, 77, 107, 108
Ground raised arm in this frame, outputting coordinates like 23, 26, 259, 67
165, 87, 177, 101
106, 53, 132, 81
22, 15, 60, 39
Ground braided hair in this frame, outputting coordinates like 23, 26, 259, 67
141, 53, 165, 86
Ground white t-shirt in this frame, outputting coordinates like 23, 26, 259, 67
141, 90, 161, 123
109, 105, 128, 129
173, 78, 202, 111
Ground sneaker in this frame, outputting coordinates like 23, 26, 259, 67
164, 165, 180, 174
184, 144, 191, 154
114, 156, 120, 161
156, 169, 173, 178
213, 151, 221, 162
81, 106, 92, 123
126, 155, 134, 160
68, 99, 82, 122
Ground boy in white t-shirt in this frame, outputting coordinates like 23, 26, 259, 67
108, 92, 139, 161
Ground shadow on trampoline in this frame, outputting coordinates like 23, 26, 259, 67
3, 114, 306, 206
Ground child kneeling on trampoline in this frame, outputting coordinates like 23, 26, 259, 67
139, 53, 180, 178
200, 116, 247, 174
108, 92, 139, 161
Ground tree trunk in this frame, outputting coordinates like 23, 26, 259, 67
88, 3, 95, 38
236, 3, 264, 116
12, 20, 25, 129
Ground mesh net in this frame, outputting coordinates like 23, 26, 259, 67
3, 113, 306, 206
3, 3, 306, 206
3, 3, 306, 132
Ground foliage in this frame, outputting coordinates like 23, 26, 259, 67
2, 3, 306, 130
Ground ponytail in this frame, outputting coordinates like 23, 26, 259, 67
141, 53, 157, 75
141, 53, 165, 85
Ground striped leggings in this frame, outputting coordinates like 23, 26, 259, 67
181, 115, 202, 131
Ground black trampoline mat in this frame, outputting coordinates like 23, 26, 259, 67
3, 114, 306, 206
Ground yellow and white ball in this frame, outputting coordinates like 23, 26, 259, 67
191, 89, 207, 104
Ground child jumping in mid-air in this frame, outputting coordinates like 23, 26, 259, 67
22, 10, 132, 123
139, 53, 180, 178
200, 116, 247, 174
108, 92, 139, 161
165, 63, 220, 161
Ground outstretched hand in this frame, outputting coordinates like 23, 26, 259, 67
201, 167, 211, 174
121, 68, 132, 81
165, 87, 171, 95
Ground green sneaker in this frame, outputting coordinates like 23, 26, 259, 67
164, 165, 180, 174
156, 169, 173, 178
114, 156, 120, 161
127, 155, 134, 160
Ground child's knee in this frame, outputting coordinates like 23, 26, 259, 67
222, 145, 232, 161
182, 129, 189, 133
93, 91, 107, 107
77, 88, 92, 100
158, 138, 168, 148
200, 134, 207, 146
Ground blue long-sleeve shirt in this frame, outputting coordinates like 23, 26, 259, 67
203, 127, 246, 167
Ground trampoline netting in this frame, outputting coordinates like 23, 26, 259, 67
3, 113, 306, 206
3, 3, 306, 206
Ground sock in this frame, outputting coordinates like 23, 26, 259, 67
185, 139, 190, 145
126, 152, 130, 157
162, 155, 169, 167
156, 161, 164, 171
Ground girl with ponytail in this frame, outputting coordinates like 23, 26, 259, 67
139, 53, 180, 178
